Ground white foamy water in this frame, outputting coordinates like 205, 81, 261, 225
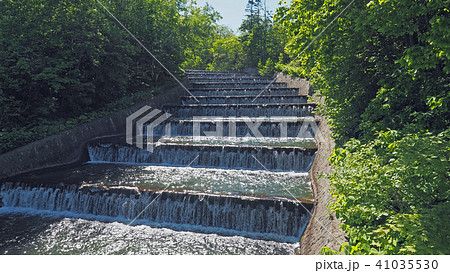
0, 208, 298, 255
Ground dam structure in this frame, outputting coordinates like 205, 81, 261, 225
0, 70, 318, 254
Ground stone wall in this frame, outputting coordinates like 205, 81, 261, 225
0, 85, 186, 179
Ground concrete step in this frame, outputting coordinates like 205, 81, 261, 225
162, 103, 317, 117
181, 95, 308, 105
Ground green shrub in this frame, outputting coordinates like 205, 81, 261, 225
323, 130, 449, 254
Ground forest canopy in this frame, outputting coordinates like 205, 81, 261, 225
0, 0, 228, 153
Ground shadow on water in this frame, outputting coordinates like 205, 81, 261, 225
3, 163, 118, 187
0, 212, 61, 254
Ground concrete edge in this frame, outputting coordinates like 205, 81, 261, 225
274, 72, 313, 96
272, 72, 345, 254
300, 114, 347, 254
0, 84, 187, 180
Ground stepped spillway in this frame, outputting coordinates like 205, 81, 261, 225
191, 88, 299, 97
0, 70, 318, 254
147, 117, 319, 138
87, 142, 316, 172
191, 82, 286, 89
163, 103, 315, 117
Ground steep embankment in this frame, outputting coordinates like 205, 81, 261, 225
0, 86, 185, 180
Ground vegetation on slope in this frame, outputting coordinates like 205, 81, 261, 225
273, 0, 449, 254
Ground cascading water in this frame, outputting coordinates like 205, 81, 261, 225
87, 143, 316, 172
191, 88, 299, 97
0, 182, 312, 243
163, 104, 315, 117
0, 70, 318, 254
147, 118, 318, 138
181, 95, 308, 105
192, 82, 286, 89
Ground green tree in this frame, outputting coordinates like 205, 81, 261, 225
326, 130, 449, 254
179, 2, 228, 70
0, 0, 228, 153
276, 0, 449, 142
208, 35, 245, 72
238, 1, 287, 71
275, 0, 450, 254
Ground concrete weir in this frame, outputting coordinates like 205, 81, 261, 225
0, 70, 344, 253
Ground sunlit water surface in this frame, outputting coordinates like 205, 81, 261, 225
9, 163, 312, 199
0, 208, 297, 255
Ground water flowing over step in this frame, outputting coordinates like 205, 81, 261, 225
147, 117, 318, 138
191, 88, 299, 96
181, 95, 308, 105
188, 76, 268, 82
186, 70, 240, 74
156, 136, 317, 149
189, 78, 273, 84
185, 71, 251, 78
163, 103, 316, 117
87, 142, 316, 172
192, 82, 286, 89
187, 73, 258, 78
0, 183, 313, 243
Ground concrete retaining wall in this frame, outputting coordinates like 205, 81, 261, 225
272, 73, 346, 254
274, 72, 313, 96
0, 85, 186, 179
300, 113, 347, 254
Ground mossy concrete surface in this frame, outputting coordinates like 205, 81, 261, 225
0, 85, 186, 180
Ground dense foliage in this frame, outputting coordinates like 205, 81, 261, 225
276, 0, 449, 142
326, 130, 449, 254
186, 0, 288, 74
275, 0, 449, 254
239, 0, 288, 75
0, 0, 225, 153
179, 3, 231, 70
